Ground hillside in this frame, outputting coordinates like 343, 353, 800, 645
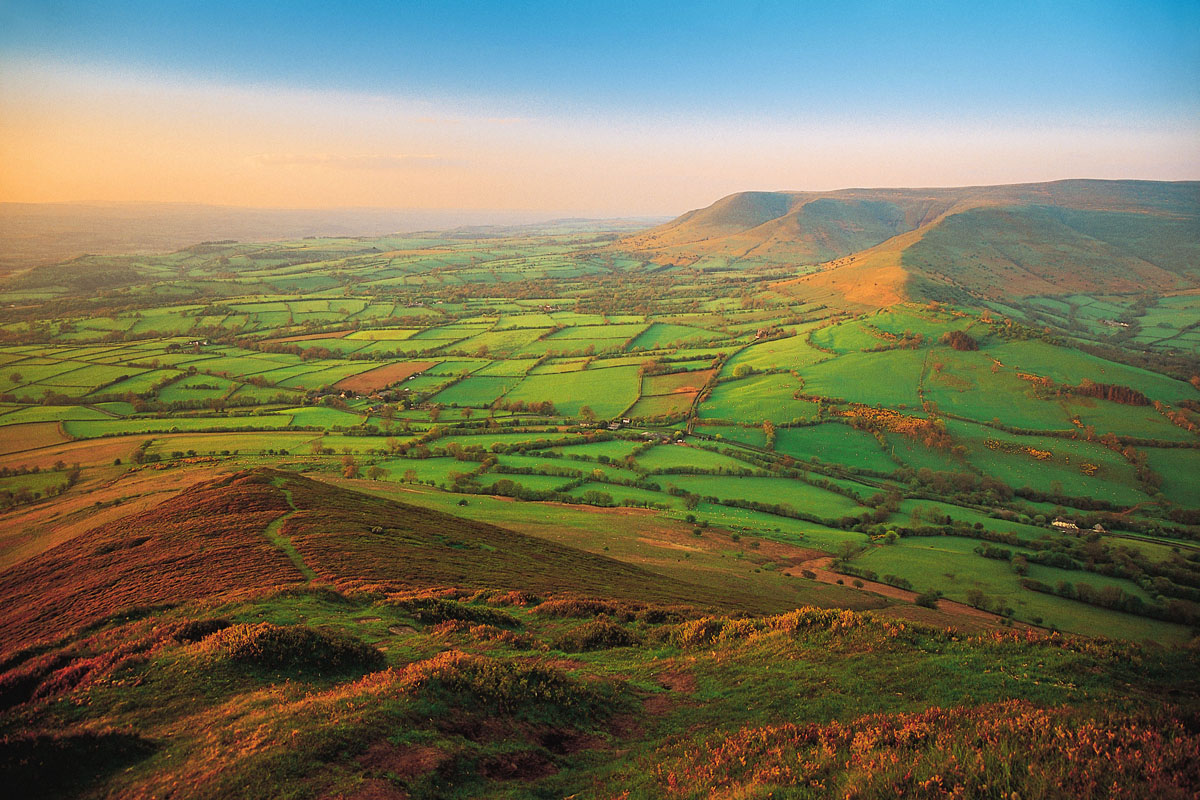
1, 471, 1197, 799
1, 217, 1198, 799
1, 469, 799, 653
617, 180, 1200, 307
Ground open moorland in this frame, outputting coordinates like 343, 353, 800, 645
1, 181, 1199, 798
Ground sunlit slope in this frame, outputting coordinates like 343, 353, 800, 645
0, 470, 781, 652
621, 191, 951, 265
622, 180, 1200, 307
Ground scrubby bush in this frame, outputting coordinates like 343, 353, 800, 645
430, 620, 540, 650
392, 651, 607, 718
199, 623, 385, 672
486, 590, 543, 607
940, 330, 979, 351
915, 589, 942, 608
650, 701, 1200, 799
532, 596, 629, 619
553, 620, 642, 652
635, 607, 689, 624
385, 597, 521, 628
167, 618, 231, 643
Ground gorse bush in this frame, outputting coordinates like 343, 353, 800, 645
380, 650, 607, 718
484, 589, 543, 607
200, 623, 385, 672
431, 620, 541, 650
532, 596, 630, 619
384, 597, 522, 628
553, 619, 642, 652
167, 618, 231, 643
653, 701, 1200, 799
658, 607, 911, 648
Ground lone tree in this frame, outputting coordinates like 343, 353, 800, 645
940, 330, 979, 351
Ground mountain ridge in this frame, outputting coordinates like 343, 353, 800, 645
617, 179, 1200, 308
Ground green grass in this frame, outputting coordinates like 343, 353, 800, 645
661, 474, 865, 518
3, 221, 1199, 672
774, 424, 899, 473
146, 431, 316, 455
630, 322, 721, 349
800, 349, 927, 409
698, 373, 812, 424
478, 473, 572, 493
565, 480, 681, 508
64, 415, 295, 438
375, 456, 476, 486
721, 329, 828, 376
283, 407, 367, 428
626, 392, 694, 418
944, 418, 1149, 506
633, 443, 754, 473
853, 537, 1192, 642
924, 350, 1077, 430
551, 438, 644, 460
0, 405, 113, 424
1144, 447, 1200, 507
504, 364, 642, 417
429, 376, 520, 407
809, 319, 890, 353
991, 340, 1198, 404
896, 499, 1048, 541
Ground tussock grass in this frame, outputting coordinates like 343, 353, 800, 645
384, 596, 522, 628
198, 622, 385, 673
652, 701, 1200, 800
388, 650, 609, 719
553, 619, 642, 652
431, 620, 541, 649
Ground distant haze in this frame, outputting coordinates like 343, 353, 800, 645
0, 203, 663, 272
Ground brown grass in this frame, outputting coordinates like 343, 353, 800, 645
0, 422, 69, 456
260, 330, 353, 344
0, 473, 301, 652
334, 361, 436, 393
0, 436, 137, 470
0, 464, 229, 571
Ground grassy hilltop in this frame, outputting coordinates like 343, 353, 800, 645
619, 180, 1200, 307
2, 471, 1198, 799
1, 181, 1199, 796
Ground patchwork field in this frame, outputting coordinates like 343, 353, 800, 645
1, 223, 1198, 660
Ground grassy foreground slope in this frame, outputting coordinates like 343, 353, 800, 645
1, 470, 1197, 800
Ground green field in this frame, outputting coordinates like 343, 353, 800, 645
698, 372, 813, 423
1, 223, 1197, 653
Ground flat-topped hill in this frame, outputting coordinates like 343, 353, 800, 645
617, 180, 1200, 307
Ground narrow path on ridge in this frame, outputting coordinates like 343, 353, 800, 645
264, 483, 317, 581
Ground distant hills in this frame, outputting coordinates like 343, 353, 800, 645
617, 180, 1200, 307
0, 204, 660, 275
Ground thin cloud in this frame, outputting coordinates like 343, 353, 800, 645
249, 153, 446, 170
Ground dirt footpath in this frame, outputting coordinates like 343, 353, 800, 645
792, 556, 1027, 626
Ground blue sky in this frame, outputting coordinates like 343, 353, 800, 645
2, 1, 1197, 212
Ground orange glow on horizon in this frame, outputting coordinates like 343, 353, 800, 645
2, 60, 1197, 216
